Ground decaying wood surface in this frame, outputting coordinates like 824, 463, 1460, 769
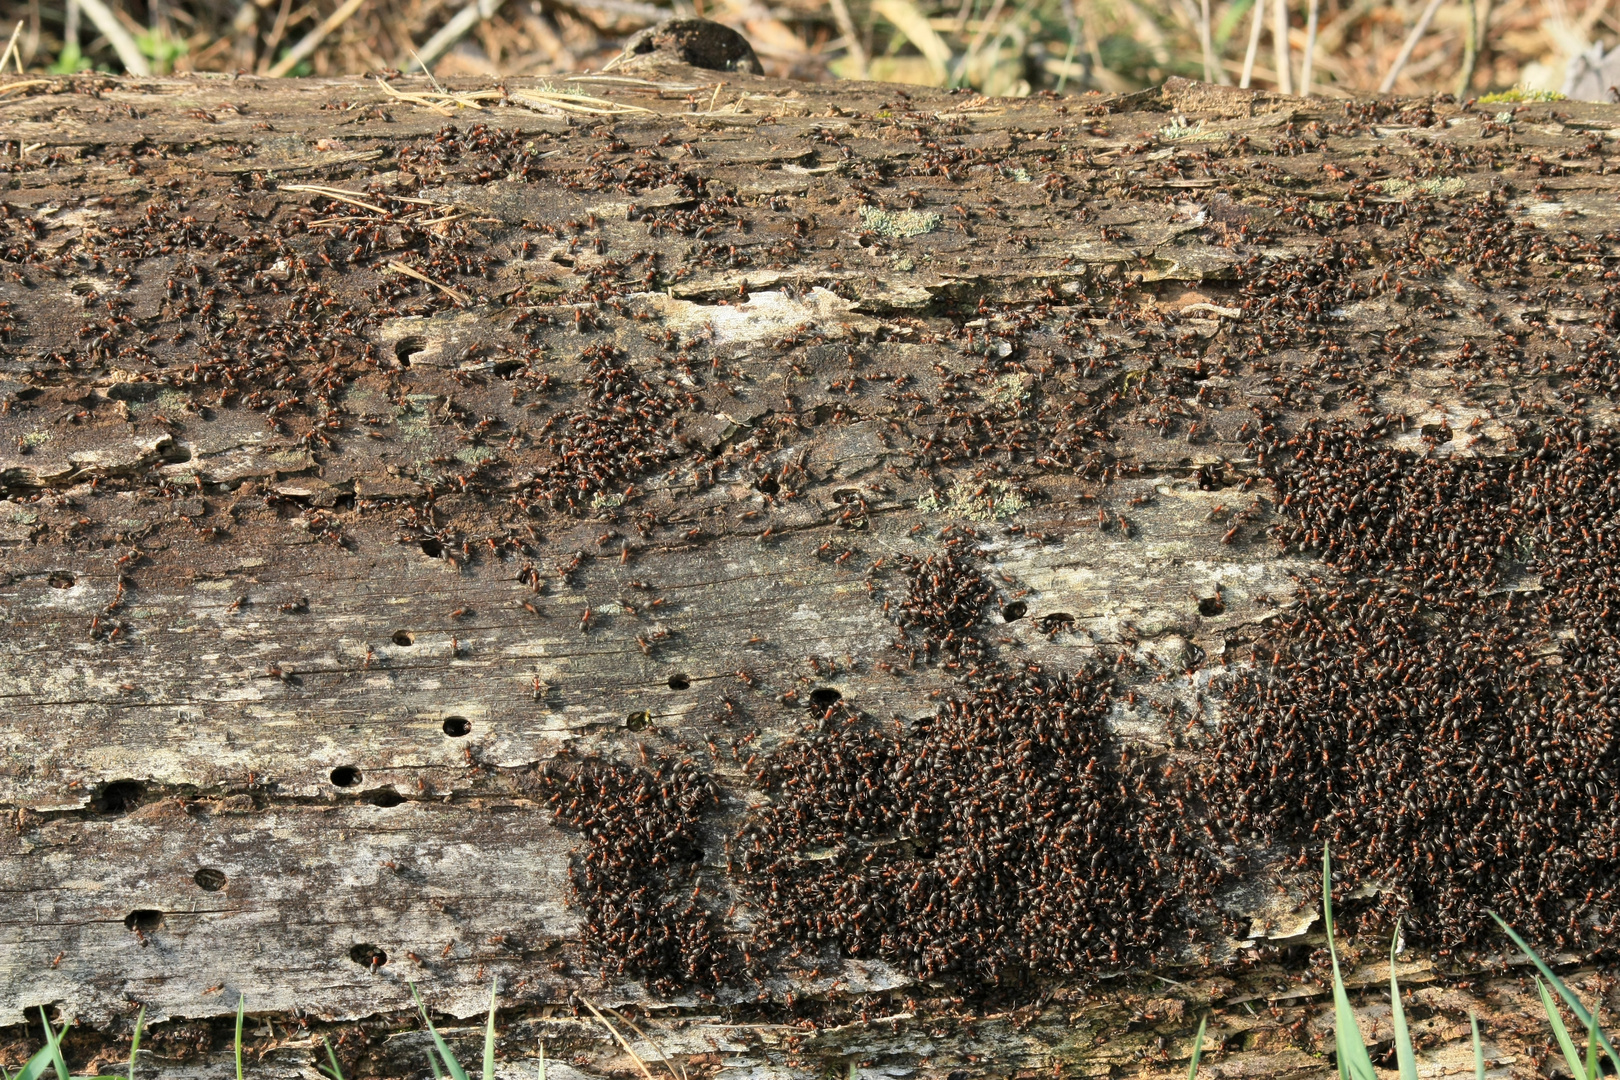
6, 52, 1620, 1078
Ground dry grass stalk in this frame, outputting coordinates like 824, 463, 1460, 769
0, 0, 1610, 104
1379, 0, 1448, 91
1241, 0, 1265, 85
577, 998, 665, 1080
1272, 0, 1292, 92
386, 259, 470, 303
268, 0, 368, 74
1301, 0, 1319, 90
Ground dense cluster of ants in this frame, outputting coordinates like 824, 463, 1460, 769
11, 80, 1620, 995
733, 550, 1224, 982
537, 753, 734, 994
1204, 419, 1620, 953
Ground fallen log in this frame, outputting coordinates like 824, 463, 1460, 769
2, 48, 1620, 1078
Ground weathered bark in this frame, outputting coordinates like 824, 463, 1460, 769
3, 61, 1620, 1078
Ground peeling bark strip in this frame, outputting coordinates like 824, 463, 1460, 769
6, 60, 1620, 1076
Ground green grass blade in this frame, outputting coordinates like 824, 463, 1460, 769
1470, 1012, 1484, 1080
410, 983, 470, 1080
234, 995, 245, 1080
1585, 1010, 1601, 1080
19, 1023, 73, 1080
1491, 913, 1620, 1076
1389, 929, 1418, 1080
427, 1047, 446, 1080
1323, 846, 1378, 1080
126, 1007, 144, 1080
538, 1042, 546, 1080
13, 1043, 58, 1080
1536, 976, 1585, 1080
318, 1036, 345, 1080
1186, 1015, 1207, 1080
483, 980, 498, 1080
39, 1010, 71, 1080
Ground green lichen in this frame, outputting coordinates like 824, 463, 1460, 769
918, 480, 1026, 522
858, 205, 942, 238
1478, 87, 1564, 103
590, 492, 625, 509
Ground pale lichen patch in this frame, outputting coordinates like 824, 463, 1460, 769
857, 205, 941, 238
919, 480, 1026, 521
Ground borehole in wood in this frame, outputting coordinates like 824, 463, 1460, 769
124, 910, 163, 933
420, 538, 442, 558
394, 337, 424, 368
330, 766, 362, 787
442, 715, 471, 737
92, 779, 144, 816
809, 687, 842, 708
193, 868, 227, 891
1001, 601, 1028, 621
392, 630, 414, 646
627, 710, 652, 731
349, 943, 387, 968
667, 673, 691, 690
362, 787, 405, 807
47, 571, 75, 589
1199, 595, 1226, 616
756, 475, 779, 494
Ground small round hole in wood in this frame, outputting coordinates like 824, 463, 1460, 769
667, 673, 691, 690
809, 687, 842, 708
48, 571, 75, 589
330, 766, 362, 788
442, 716, 471, 737
124, 910, 164, 933
394, 336, 424, 368
626, 710, 651, 731
1001, 601, 1028, 622
362, 787, 404, 808
392, 630, 414, 646
194, 868, 227, 892
349, 943, 388, 968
